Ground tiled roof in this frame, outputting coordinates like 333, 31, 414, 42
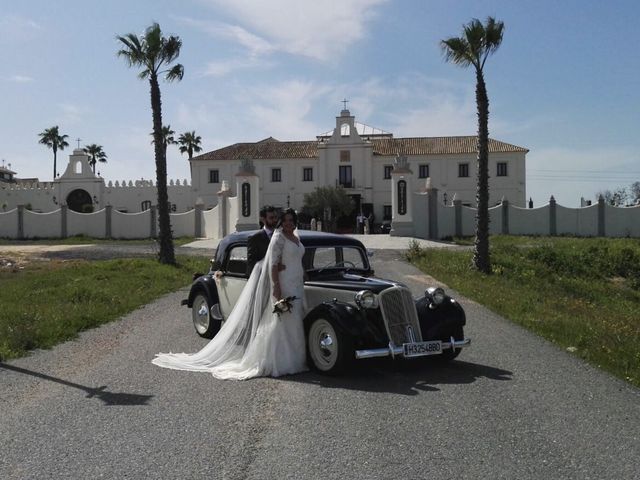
372, 136, 529, 155
192, 136, 528, 161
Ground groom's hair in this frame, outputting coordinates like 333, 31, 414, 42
259, 205, 277, 218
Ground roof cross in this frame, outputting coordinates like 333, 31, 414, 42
341, 98, 349, 110
76, 137, 82, 149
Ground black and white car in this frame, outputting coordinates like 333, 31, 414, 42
182, 230, 470, 374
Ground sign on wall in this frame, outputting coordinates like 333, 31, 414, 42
398, 180, 407, 215
241, 182, 251, 217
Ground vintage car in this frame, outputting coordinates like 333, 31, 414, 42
182, 230, 470, 374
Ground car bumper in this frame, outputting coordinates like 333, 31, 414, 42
355, 337, 471, 359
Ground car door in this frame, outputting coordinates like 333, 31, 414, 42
217, 244, 249, 319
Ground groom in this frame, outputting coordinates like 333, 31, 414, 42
247, 205, 279, 275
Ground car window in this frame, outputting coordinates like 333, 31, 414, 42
342, 247, 366, 269
308, 246, 366, 270
225, 245, 248, 275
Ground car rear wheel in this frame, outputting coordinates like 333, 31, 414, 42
192, 292, 221, 339
307, 316, 352, 375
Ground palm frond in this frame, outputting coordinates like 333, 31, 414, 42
164, 64, 184, 82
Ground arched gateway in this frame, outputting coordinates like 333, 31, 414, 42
66, 189, 93, 213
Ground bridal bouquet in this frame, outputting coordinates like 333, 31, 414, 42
273, 296, 297, 316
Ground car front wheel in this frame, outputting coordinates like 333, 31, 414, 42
192, 292, 221, 339
306, 316, 353, 375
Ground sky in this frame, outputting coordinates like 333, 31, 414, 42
1, 0, 639, 207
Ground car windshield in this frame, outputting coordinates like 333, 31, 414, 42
304, 246, 368, 272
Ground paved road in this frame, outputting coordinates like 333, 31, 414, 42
1, 249, 638, 479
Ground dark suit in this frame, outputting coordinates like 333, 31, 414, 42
247, 229, 271, 275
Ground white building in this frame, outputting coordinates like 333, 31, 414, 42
1, 109, 527, 222
190, 109, 528, 223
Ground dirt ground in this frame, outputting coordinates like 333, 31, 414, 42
0, 245, 95, 272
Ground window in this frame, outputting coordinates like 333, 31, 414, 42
340, 123, 350, 136
419, 164, 430, 178
384, 165, 393, 179
340, 150, 350, 162
303, 167, 313, 182
271, 168, 282, 182
458, 163, 469, 178
338, 165, 352, 188
141, 200, 152, 211
383, 205, 392, 220
208, 169, 219, 184
225, 246, 248, 275
497, 162, 508, 177
308, 246, 365, 270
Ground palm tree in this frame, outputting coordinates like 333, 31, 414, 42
38, 126, 69, 179
178, 130, 202, 159
83, 144, 108, 174
154, 125, 176, 158
117, 23, 184, 265
441, 17, 504, 274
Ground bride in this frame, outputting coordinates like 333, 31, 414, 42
152, 208, 308, 379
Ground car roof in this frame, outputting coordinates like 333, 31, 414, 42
217, 229, 366, 255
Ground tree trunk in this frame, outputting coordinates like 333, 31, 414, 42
53, 147, 57, 179
473, 69, 491, 274
149, 74, 176, 265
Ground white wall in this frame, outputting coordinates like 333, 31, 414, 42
111, 210, 151, 239
68, 209, 106, 237
0, 209, 18, 237
509, 204, 550, 235
170, 210, 195, 237
23, 210, 60, 238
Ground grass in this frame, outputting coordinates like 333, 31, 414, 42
407, 236, 640, 388
0, 235, 196, 246
0, 255, 208, 361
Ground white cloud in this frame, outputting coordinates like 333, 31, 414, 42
58, 103, 87, 125
0, 14, 42, 44
176, 17, 273, 56
197, 0, 389, 61
7, 75, 34, 83
202, 57, 273, 77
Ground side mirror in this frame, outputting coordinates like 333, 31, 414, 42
367, 249, 374, 258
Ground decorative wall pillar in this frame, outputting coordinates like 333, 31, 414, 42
194, 201, 204, 238
390, 153, 414, 237
105, 205, 112, 238
61, 205, 68, 238
549, 195, 557, 236
218, 182, 231, 238
597, 195, 605, 236
427, 186, 439, 240
454, 198, 462, 238
150, 205, 157, 238
235, 158, 260, 232
17, 204, 24, 240
501, 198, 510, 235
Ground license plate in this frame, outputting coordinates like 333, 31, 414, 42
403, 340, 442, 357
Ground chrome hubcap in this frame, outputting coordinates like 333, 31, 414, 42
192, 296, 210, 334
309, 319, 338, 371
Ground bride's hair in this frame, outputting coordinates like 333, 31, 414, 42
276, 208, 298, 229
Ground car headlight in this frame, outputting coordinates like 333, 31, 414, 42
355, 290, 378, 309
425, 287, 446, 306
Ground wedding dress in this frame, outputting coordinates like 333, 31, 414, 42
152, 229, 308, 379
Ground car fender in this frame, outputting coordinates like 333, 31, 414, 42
187, 274, 220, 309
415, 295, 466, 341
303, 301, 377, 344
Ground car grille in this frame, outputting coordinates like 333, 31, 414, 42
378, 286, 423, 347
